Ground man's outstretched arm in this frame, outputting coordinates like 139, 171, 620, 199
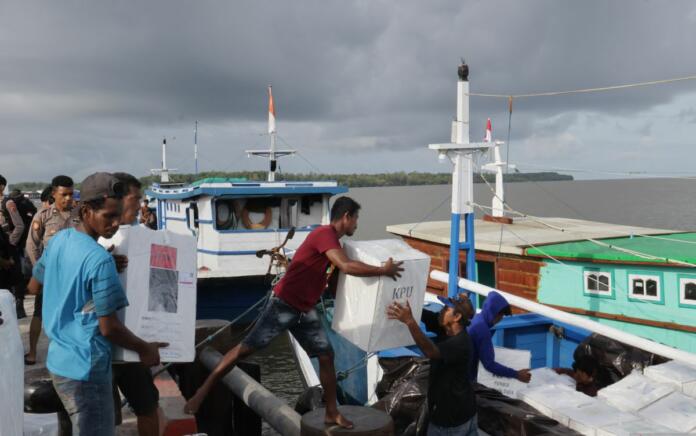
387, 300, 440, 359
325, 248, 403, 280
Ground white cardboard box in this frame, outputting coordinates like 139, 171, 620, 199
597, 372, 674, 412
520, 384, 595, 426
478, 347, 531, 399
596, 419, 678, 436
102, 226, 197, 362
332, 239, 430, 352
557, 401, 640, 436
528, 367, 576, 390
0, 290, 23, 436
637, 391, 696, 433
644, 360, 696, 399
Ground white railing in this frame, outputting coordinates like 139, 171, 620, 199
430, 270, 696, 367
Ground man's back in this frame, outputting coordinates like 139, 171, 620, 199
428, 329, 477, 427
273, 225, 341, 312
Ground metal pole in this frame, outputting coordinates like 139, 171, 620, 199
194, 121, 198, 176
199, 347, 302, 436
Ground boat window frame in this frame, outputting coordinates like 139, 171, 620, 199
583, 267, 614, 298
677, 274, 696, 308
627, 271, 664, 304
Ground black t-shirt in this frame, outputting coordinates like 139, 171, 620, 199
427, 328, 477, 427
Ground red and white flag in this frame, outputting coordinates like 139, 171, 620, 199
268, 86, 276, 134
484, 118, 492, 143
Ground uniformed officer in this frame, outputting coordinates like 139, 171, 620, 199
24, 175, 79, 365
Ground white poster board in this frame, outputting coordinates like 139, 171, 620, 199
332, 239, 430, 352
477, 347, 531, 399
0, 290, 24, 436
102, 226, 197, 362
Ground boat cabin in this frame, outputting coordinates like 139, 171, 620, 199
146, 177, 347, 279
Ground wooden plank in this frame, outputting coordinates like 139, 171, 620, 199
545, 304, 696, 334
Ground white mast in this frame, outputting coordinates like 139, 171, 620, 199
481, 119, 508, 217
246, 85, 295, 182
150, 137, 177, 183
194, 121, 199, 176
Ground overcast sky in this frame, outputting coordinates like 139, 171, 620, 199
2, 1, 696, 184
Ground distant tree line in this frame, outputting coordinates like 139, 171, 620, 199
11, 171, 571, 191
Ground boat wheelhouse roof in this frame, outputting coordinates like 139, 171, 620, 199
146, 178, 348, 200
387, 217, 694, 262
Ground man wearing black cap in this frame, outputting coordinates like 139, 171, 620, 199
388, 294, 478, 436
28, 173, 166, 436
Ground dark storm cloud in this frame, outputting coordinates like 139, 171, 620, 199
1, 1, 696, 182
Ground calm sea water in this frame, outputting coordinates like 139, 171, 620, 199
256, 178, 696, 435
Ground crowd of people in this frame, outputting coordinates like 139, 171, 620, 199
1, 171, 599, 436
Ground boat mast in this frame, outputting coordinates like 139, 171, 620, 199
150, 137, 177, 183
430, 61, 491, 301
194, 121, 199, 176
246, 85, 295, 182
481, 119, 508, 217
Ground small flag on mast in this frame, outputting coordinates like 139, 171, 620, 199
268, 85, 276, 134
484, 118, 492, 143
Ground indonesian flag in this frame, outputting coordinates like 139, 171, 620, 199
484, 118, 492, 143
268, 85, 276, 134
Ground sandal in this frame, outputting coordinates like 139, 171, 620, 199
24, 354, 36, 365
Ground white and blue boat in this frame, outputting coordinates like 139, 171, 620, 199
146, 87, 348, 320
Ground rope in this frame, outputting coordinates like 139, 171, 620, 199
152, 293, 270, 378
467, 74, 696, 99
336, 352, 376, 381
406, 194, 452, 235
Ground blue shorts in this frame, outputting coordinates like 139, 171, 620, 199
51, 374, 115, 436
242, 295, 333, 357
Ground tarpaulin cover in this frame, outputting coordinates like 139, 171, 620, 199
572, 333, 667, 387
103, 226, 197, 362
0, 289, 23, 436
373, 357, 430, 436
373, 356, 580, 436
332, 239, 430, 352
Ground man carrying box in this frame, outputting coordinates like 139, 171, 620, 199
28, 173, 166, 436
184, 196, 404, 429
387, 294, 478, 436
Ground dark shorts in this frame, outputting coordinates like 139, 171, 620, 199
34, 292, 43, 318
112, 363, 159, 416
242, 295, 333, 357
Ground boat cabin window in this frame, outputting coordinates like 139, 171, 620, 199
583, 269, 612, 295
679, 277, 696, 307
627, 273, 661, 302
213, 195, 325, 231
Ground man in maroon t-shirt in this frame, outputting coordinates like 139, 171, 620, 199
185, 197, 403, 428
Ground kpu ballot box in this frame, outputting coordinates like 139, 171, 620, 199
332, 239, 430, 353
102, 226, 197, 362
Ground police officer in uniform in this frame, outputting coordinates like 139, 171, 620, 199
24, 175, 79, 365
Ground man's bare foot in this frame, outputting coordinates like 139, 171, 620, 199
183, 392, 204, 415
324, 411, 353, 429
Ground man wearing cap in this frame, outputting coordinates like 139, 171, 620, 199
388, 294, 478, 436
24, 175, 80, 365
28, 173, 166, 436
468, 291, 531, 383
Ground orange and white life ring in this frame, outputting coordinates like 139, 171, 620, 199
241, 206, 272, 229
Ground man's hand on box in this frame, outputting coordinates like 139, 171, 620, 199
387, 300, 415, 325
107, 245, 128, 273
382, 258, 404, 281
139, 342, 169, 367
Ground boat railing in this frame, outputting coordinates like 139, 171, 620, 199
430, 270, 696, 367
